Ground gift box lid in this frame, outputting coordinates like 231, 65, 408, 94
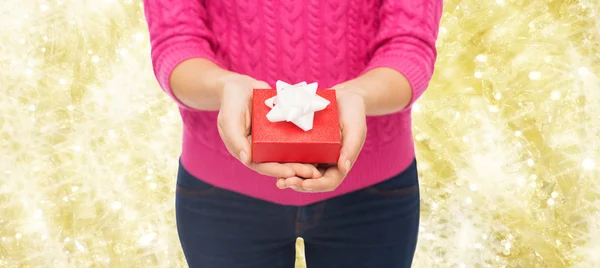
252, 88, 340, 144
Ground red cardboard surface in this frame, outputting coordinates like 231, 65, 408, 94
251, 89, 341, 164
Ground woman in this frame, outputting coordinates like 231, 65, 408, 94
143, 1, 442, 267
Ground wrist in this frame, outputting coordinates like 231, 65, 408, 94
337, 68, 412, 116
171, 58, 235, 110
216, 72, 246, 98
334, 80, 369, 108
218, 73, 260, 99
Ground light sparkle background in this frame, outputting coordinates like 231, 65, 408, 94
1, 0, 599, 267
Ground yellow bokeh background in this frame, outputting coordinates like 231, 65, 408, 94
1, 0, 599, 267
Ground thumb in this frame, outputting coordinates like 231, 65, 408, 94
218, 109, 252, 165
253, 80, 270, 89
337, 92, 367, 174
218, 83, 253, 166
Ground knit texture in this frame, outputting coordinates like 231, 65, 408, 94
143, 0, 443, 206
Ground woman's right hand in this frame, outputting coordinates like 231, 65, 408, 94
217, 74, 322, 181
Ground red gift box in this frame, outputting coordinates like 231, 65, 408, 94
251, 88, 341, 164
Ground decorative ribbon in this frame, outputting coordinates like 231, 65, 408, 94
264, 80, 330, 131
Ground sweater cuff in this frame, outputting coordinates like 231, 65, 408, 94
362, 53, 432, 111
154, 43, 219, 110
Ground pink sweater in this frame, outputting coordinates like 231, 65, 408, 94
143, 0, 442, 206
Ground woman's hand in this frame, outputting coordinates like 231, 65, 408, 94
217, 75, 322, 180
277, 87, 367, 192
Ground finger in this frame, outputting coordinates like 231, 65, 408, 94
276, 178, 287, 189
245, 136, 296, 178
301, 166, 344, 192
244, 142, 320, 178
331, 82, 348, 90
218, 116, 251, 165
284, 163, 322, 179
218, 88, 252, 165
250, 162, 296, 178
318, 167, 328, 175
217, 117, 247, 163
283, 176, 306, 191
316, 164, 332, 177
218, 78, 270, 165
253, 80, 270, 89
338, 94, 367, 174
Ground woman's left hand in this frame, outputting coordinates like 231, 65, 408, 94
277, 85, 367, 192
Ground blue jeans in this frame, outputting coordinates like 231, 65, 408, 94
175, 160, 420, 268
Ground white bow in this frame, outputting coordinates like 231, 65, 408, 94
264, 80, 331, 131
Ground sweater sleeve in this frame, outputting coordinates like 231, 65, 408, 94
362, 0, 443, 110
143, 0, 220, 109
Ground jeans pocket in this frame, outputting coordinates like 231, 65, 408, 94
364, 160, 419, 197
176, 161, 219, 197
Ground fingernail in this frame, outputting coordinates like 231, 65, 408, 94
345, 160, 352, 172
304, 188, 313, 191
290, 186, 298, 190
239, 151, 248, 165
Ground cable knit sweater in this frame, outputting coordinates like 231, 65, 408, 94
143, 0, 442, 206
